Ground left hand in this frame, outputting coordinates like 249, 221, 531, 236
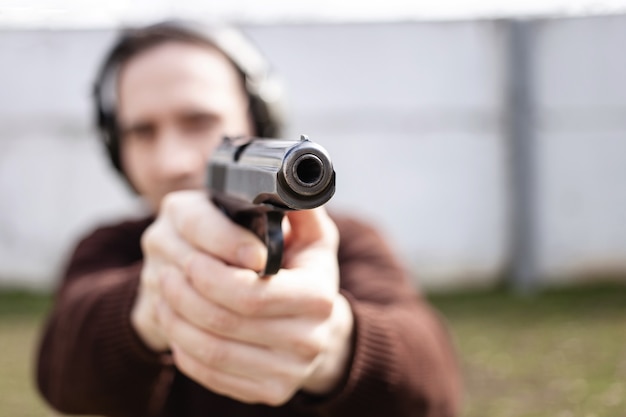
157, 207, 354, 405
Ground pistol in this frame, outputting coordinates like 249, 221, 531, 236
206, 134, 336, 276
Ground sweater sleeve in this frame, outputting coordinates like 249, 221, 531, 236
294, 215, 462, 417
36, 221, 175, 417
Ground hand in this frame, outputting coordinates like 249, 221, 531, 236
131, 190, 354, 405
131, 190, 267, 352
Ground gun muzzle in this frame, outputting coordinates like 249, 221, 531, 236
278, 137, 334, 206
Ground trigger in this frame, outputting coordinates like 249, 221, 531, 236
262, 211, 284, 276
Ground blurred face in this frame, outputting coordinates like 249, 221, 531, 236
117, 41, 253, 211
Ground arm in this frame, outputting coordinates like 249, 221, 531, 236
127, 192, 460, 416
36, 220, 174, 417
294, 214, 462, 417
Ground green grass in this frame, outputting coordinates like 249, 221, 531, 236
0, 291, 51, 317
1, 285, 625, 417
0, 291, 53, 417
428, 284, 626, 417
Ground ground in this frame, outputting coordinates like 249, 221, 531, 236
1, 284, 624, 416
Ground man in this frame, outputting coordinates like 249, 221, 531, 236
37, 21, 461, 417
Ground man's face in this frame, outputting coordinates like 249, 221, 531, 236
117, 41, 253, 211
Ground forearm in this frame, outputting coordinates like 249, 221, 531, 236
37, 264, 173, 417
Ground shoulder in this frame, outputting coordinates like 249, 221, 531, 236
329, 210, 406, 277
64, 216, 154, 280
328, 210, 418, 301
329, 211, 396, 258
330, 211, 381, 238
79, 216, 155, 248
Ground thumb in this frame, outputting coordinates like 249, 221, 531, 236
284, 207, 338, 249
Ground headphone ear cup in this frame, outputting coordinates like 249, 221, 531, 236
94, 90, 123, 174
93, 41, 127, 177
249, 93, 277, 138
103, 114, 122, 173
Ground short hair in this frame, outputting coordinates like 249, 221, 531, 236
93, 20, 285, 176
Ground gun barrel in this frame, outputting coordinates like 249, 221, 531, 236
206, 135, 336, 275
208, 135, 335, 210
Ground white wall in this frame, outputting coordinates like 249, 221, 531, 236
251, 22, 508, 288
1, 17, 625, 290
533, 15, 626, 282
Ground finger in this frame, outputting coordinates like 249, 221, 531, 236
187, 253, 335, 318
140, 259, 163, 293
171, 344, 295, 406
285, 207, 337, 248
160, 268, 249, 339
162, 190, 267, 270
160, 270, 330, 357
282, 209, 338, 268
141, 219, 196, 271
158, 302, 305, 381
171, 344, 261, 402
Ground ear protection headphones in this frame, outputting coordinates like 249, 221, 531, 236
92, 20, 286, 177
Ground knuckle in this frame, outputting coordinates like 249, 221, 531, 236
309, 294, 335, 318
188, 255, 221, 293
179, 209, 208, 249
141, 220, 171, 257
176, 208, 195, 237
160, 193, 179, 214
293, 336, 323, 361
163, 192, 199, 235
141, 225, 158, 253
158, 307, 174, 334
239, 292, 266, 316
140, 263, 158, 291
206, 309, 240, 334
202, 343, 229, 366
162, 276, 181, 307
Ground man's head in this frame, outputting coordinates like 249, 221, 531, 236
94, 21, 284, 210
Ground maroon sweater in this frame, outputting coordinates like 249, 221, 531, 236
37, 214, 461, 417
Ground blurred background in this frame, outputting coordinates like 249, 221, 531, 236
0, 1, 625, 416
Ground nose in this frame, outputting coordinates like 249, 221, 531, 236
153, 128, 204, 181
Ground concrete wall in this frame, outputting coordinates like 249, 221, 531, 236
1, 17, 625, 290
532, 16, 626, 282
